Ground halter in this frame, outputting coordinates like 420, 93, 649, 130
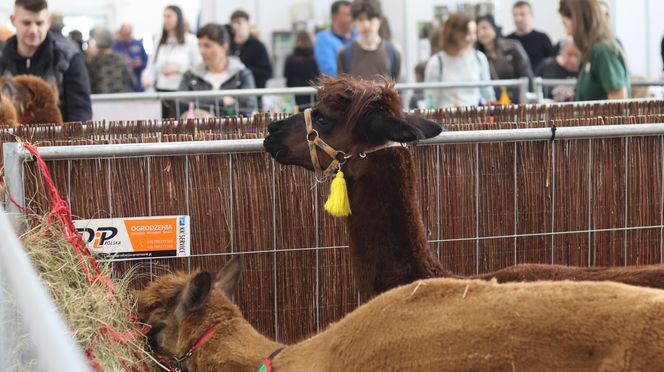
154, 325, 218, 372
304, 108, 406, 180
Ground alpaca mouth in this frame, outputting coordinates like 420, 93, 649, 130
263, 136, 288, 161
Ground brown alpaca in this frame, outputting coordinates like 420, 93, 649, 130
0, 75, 63, 127
137, 257, 664, 371
263, 75, 664, 301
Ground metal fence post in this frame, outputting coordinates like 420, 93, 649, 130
519, 77, 529, 104
533, 77, 543, 103
3, 143, 28, 232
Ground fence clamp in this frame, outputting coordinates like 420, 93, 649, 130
550, 125, 557, 141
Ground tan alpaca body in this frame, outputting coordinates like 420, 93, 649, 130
137, 262, 664, 372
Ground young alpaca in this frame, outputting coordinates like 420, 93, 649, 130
136, 256, 664, 372
0, 75, 64, 127
263, 75, 664, 301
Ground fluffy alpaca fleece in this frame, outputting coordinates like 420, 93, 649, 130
263, 75, 664, 301
0, 75, 63, 127
137, 258, 664, 372
0, 94, 18, 128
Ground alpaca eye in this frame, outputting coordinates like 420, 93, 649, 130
316, 116, 333, 127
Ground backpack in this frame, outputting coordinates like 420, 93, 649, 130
342, 41, 398, 78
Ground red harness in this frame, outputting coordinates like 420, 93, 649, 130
155, 325, 218, 372
18, 108, 38, 124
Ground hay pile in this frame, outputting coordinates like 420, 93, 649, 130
15, 214, 154, 370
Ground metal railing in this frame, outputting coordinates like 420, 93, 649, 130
86, 78, 664, 120
6, 122, 664, 218
0, 206, 89, 371
90, 78, 530, 118
533, 77, 664, 102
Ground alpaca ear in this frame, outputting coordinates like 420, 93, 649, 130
215, 256, 244, 299
176, 271, 212, 320
1, 78, 16, 100
365, 112, 442, 143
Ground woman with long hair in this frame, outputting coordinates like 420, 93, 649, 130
558, 0, 629, 101
424, 12, 494, 107
143, 5, 201, 116
284, 30, 319, 108
476, 15, 533, 103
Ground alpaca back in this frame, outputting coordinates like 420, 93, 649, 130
0, 75, 63, 125
277, 278, 664, 371
0, 94, 18, 127
13, 75, 63, 124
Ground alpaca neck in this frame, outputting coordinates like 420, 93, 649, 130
188, 311, 283, 371
344, 148, 452, 299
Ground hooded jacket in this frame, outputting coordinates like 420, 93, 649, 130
178, 56, 257, 116
0, 32, 92, 122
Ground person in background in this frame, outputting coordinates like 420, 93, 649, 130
49, 11, 64, 39
178, 23, 256, 116
337, 0, 400, 81
476, 14, 533, 103
86, 28, 134, 94
314, 1, 357, 77
68, 29, 83, 52
0, 0, 91, 122
559, 0, 629, 101
408, 61, 427, 109
143, 6, 198, 92
229, 10, 272, 89
535, 36, 580, 101
506, 1, 554, 72
661, 35, 664, 73
284, 30, 319, 108
113, 23, 148, 92
143, 5, 200, 117
0, 25, 13, 50
424, 12, 495, 108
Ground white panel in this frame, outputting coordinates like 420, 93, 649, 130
614, 0, 647, 76
647, 0, 664, 77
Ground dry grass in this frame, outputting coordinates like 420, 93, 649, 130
12, 214, 154, 370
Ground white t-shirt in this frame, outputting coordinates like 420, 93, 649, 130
148, 33, 201, 91
204, 71, 230, 89
424, 50, 495, 108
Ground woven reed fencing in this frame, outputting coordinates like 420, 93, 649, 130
3, 100, 664, 344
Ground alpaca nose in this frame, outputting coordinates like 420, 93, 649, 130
268, 119, 282, 134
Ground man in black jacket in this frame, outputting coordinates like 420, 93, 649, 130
229, 10, 273, 89
0, 0, 92, 122
506, 1, 554, 72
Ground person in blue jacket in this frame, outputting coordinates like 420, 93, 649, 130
112, 23, 148, 92
314, 1, 357, 77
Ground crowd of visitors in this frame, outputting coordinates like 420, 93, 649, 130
0, 0, 658, 120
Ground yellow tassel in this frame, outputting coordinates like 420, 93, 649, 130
324, 171, 352, 217
499, 86, 512, 105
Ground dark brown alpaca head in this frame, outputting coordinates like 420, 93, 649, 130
264, 76, 444, 302
263, 75, 441, 172
0, 75, 63, 125
135, 257, 244, 358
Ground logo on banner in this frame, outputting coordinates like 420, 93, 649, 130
77, 227, 120, 249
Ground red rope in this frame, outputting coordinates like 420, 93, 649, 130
18, 143, 150, 371
0, 165, 33, 215
22, 143, 116, 290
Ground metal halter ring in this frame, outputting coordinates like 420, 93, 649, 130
306, 129, 319, 142
335, 151, 350, 165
